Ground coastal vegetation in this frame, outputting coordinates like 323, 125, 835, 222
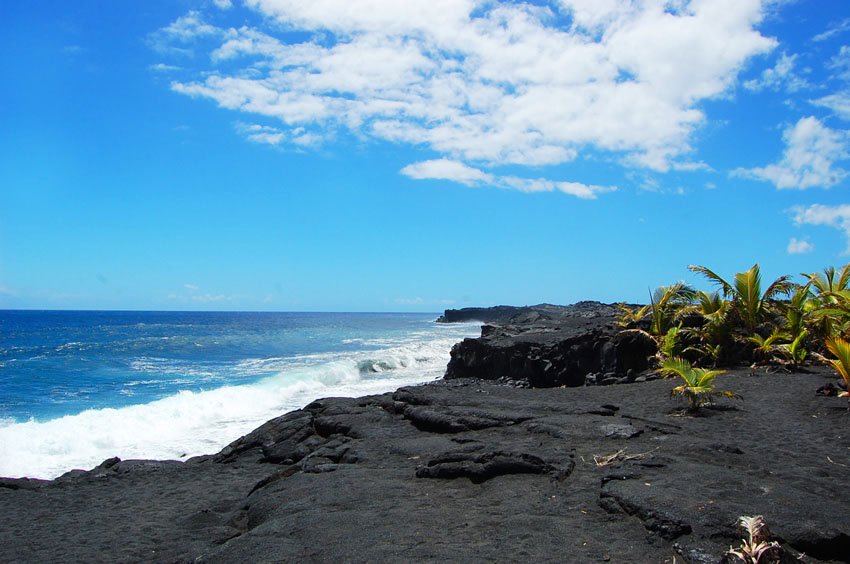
825, 337, 850, 399
658, 357, 738, 411
726, 515, 784, 563
618, 263, 850, 407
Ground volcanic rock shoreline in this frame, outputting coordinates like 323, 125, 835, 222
2, 303, 850, 563
441, 302, 657, 387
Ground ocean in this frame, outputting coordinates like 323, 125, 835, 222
0, 310, 479, 479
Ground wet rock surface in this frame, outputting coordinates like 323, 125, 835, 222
2, 368, 849, 563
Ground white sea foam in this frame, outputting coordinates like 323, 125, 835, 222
0, 327, 479, 479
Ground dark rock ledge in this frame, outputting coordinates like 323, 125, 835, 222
1, 303, 849, 563
442, 301, 658, 387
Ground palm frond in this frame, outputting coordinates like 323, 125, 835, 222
822, 289, 850, 303
648, 283, 694, 336
734, 264, 762, 318
688, 264, 733, 297
837, 263, 850, 293
803, 271, 828, 295
826, 336, 850, 389
762, 273, 794, 301
659, 357, 696, 384
697, 290, 725, 315
616, 303, 649, 327
739, 515, 770, 545
661, 357, 733, 410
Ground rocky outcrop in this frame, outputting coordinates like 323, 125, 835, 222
2, 370, 848, 563
444, 302, 657, 386
435, 303, 579, 323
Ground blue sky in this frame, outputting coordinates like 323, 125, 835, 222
2, 0, 850, 312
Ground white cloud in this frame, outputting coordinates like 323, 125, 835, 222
161, 0, 775, 175
793, 204, 850, 253
236, 122, 286, 145
786, 237, 814, 254
162, 10, 219, 41
401, 159, 615, 199
733, 116, 848, 189
812, 91, 850, 121
813, 18, 850, 42
149, 63, 181, 72
213, 0, 233, 9
401, 159, 493, 186
743, 52, 809, 92
149, 10, 221, 55
812, 48, 850, 120
827, 46, 850, 81
671, 160, 712, 172
168, 287, 236, 303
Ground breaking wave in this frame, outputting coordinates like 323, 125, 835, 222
0, 330, 476, 479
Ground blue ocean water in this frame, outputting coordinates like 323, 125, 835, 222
0, 311, 479, 479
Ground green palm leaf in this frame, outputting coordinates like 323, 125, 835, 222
660, 357, 735, 410
826, 336, 850, 390
691, 264, 791, 332
688, 265, 733, 297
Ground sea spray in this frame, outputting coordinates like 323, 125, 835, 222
0, 312, 479, 479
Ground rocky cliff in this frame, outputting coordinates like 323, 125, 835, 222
443, 301, 658, 387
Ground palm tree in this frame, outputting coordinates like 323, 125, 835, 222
747, 327, 788, 364
782, 281, 812, 340
648, 282, 695, 336
805, 264, 850, 340
778, 329, 808, 366
688, 264, 793, 333
680, 290, 732, 365
616, 302, 649, 328
805, 264, 850, 299
825, 337, 850, 405
659, 357, 738, 411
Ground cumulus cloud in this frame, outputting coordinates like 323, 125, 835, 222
743, 52, 810, 92
159, 0, 775, 178
733, 116, 848, 189
786, 237, 814, 254
401, 159, 615, 199
212, 0, 233, 9
793, 204, 850, 253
